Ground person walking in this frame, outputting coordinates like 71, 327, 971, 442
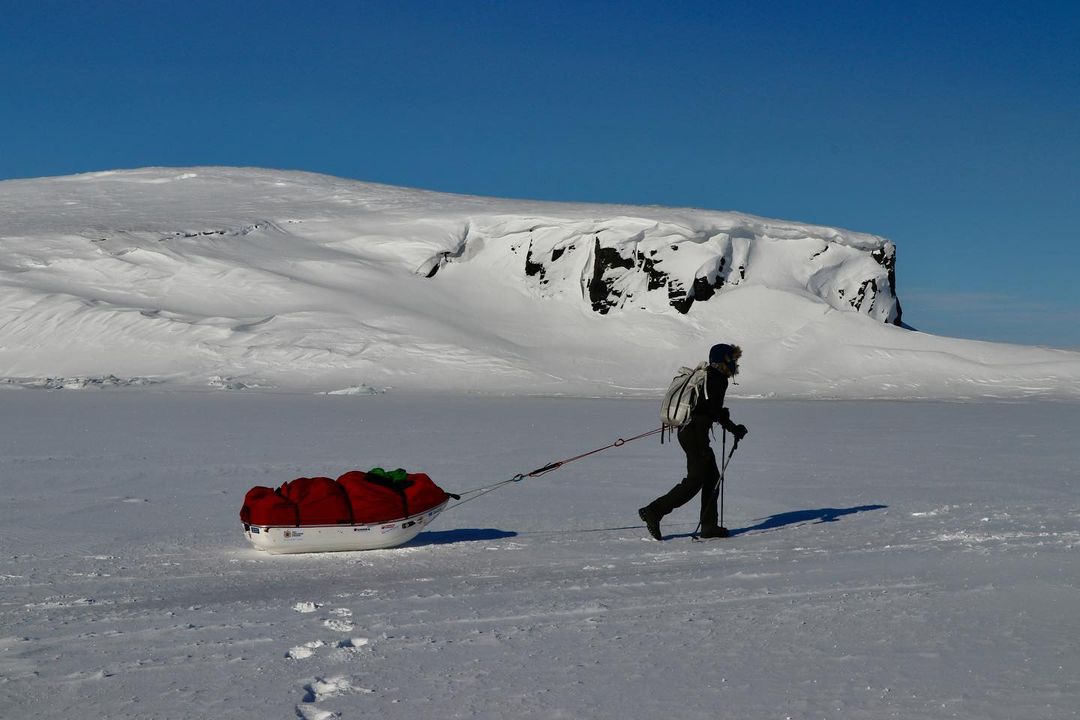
639, 343, 748, 540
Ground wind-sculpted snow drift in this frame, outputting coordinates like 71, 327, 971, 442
1, 167, 1077, 398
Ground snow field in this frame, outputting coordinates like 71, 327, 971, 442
3, 167, 1078, 399
1, 392, 1078, 719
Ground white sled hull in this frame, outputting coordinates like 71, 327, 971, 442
242, 502, 449, 554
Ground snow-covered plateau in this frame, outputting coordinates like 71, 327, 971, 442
2, 168, 1078, 719
2, 166, 1078, 399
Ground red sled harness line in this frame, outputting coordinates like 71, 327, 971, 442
445, 426, 665, 511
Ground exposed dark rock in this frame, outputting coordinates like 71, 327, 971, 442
416, 218, 901, 325
872, 247, 896, 292
525, 239, 545, 281
667, 277, 693, 314
424, 252, 449, 278
638, 251, 669, 292
588, 237, 635, 314
871, 246, 903, 325
173, 222, 269, 238
691, 275, 719, 303
415, 224, 471, 279
849, 279, 877, 313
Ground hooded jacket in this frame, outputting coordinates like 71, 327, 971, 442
690, 366, 740, 434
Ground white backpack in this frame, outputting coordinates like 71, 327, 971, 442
660, 362, 710, 428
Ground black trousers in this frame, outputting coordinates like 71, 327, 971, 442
646, 417, 721, 529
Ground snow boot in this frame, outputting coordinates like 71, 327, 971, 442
698, 525, 730, 539
638, 507, 663, 541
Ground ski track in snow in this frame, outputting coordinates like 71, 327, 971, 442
1, 394, 1079, 719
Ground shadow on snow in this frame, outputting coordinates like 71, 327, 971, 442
659, 505, 889, 540
406, 528, 518, 547
408, 505, 886, 546
729, 504, 888, 537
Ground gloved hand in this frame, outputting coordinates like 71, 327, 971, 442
732, 424, 749, 441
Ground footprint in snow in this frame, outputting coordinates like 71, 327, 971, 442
323, 618, 355, 633
322, 608, 355, 632
286, 640, 325, 660
293, 601, 322, 613
337, 637, 368, 650
288, 637, 370, 661
61, 669, 114, 683
295, 705, 336, 720
330, 638, 370, 661
296, 675, 373, 719
301, 675, 370, 703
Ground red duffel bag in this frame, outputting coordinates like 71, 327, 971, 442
403, 473, 450, 515
240, 486, 299, 526
241, 469, 452, 527
279, 476, 353, 525
337, 471, 409, 523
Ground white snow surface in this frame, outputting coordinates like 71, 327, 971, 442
3, 167, 1078, 399
2, 393, 1078, 719
5, 169, 1079, 720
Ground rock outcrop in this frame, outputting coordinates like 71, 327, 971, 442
420, 215, 902, 325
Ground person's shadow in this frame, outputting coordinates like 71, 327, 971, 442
729, 505, 887, 536
408, 506, 887, 545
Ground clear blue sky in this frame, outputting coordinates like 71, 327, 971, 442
2, 1, 1078, 347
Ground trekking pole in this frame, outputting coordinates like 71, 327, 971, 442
691, 431, 740, 540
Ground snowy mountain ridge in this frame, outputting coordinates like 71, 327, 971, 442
1, 167, 1078, 399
